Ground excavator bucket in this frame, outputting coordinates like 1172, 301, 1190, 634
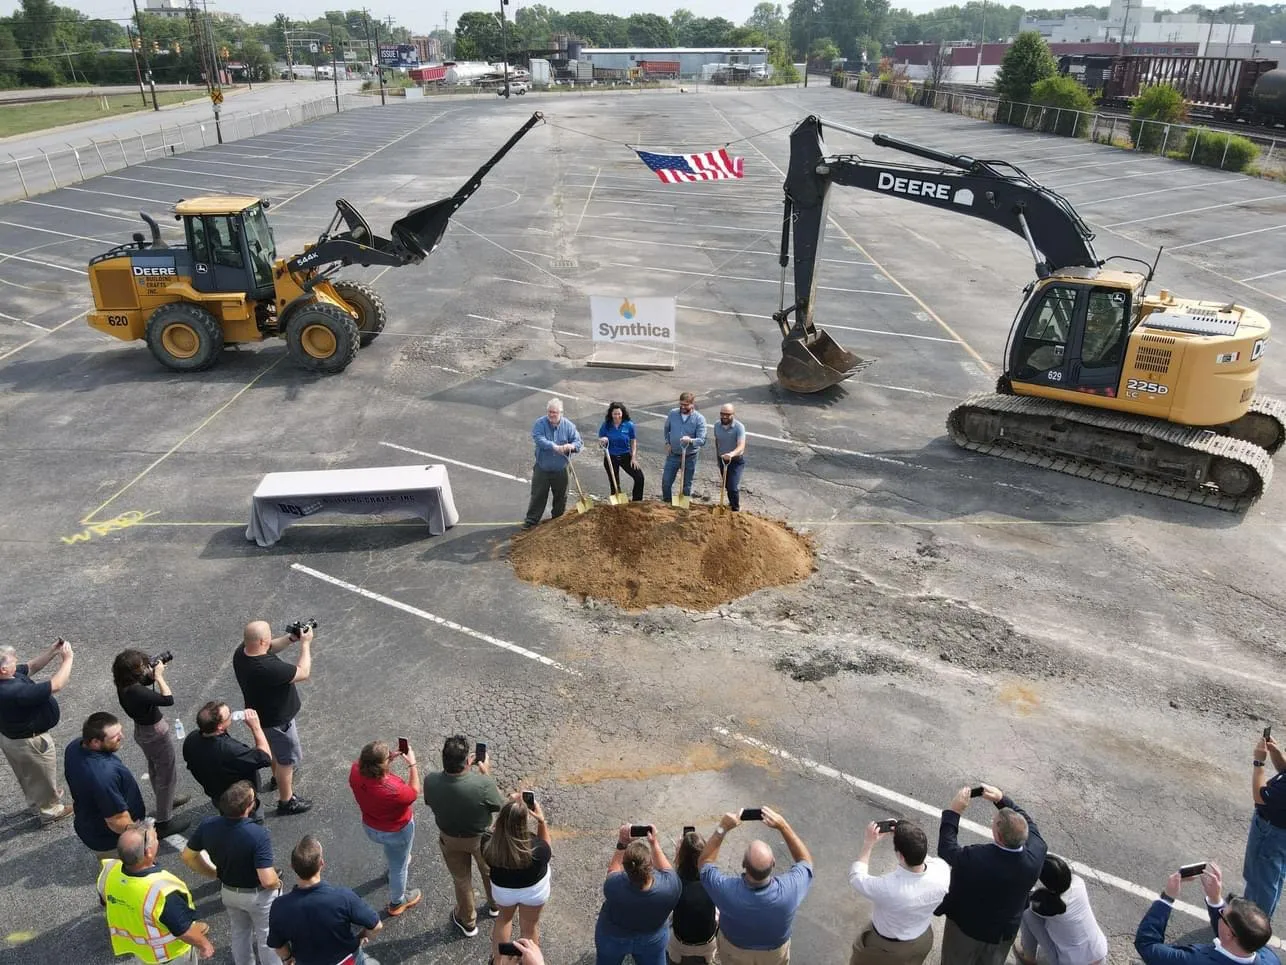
388, 198, 455, 262
777, 330, 873, 394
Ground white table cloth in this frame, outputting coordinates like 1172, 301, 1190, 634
246, 464, 458, 547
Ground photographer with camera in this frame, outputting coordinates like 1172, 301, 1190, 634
113, 649, 190, 836
233, 619, 314, 817
0, 639, 74, 826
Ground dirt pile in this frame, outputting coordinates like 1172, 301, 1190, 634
510, 502, 815, 611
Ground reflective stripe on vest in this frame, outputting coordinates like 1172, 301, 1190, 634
99, 859, 194, 963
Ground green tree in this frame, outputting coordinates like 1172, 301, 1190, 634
1029, 74, 1095, 135
239, 39, 274, 81
13, 0, 57, 59
727, 26, 768, 45
670, 8, 696, 44
456, 11, 502, 60
1130, 83, 1187, 151
688, 17, 736, 45
747, 2, 788, 39
454, 36, 479, 60
626, 12, 675, 47
993, 30, 1056, 105
809, 36, 841, 62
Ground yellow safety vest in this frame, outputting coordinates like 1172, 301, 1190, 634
97, 859, 195, 963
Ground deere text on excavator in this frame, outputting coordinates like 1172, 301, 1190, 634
774, 114, 1285, 510
85, 112, 545, 375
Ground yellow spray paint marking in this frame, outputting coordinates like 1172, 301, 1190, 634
60, 510, 158, 545
6, 930, 39, 944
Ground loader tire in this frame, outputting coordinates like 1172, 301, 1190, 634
145, 302, 224, 372
285, 303, 360, 374
332, 280, 387, 347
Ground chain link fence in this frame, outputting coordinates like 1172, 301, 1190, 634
0, 92, 379, 203
835, 72, 1284, 177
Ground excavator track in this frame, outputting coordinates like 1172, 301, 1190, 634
1231, 396, 1286, 455
946, 393, 1274, 512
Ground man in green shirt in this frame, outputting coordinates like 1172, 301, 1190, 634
423, 735, 505, 937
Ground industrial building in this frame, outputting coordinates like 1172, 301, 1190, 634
577, 47, 767, 75
1019, 0, 1253, 54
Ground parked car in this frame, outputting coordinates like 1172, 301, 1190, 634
498, 80, 528, 95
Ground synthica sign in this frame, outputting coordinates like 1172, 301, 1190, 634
590, 295, 676, 344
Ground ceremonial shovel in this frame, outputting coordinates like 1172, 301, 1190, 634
713, 454, 730, 517
671, 447, 691, 510
566, 457, 594, 514
603, 446, 629, 506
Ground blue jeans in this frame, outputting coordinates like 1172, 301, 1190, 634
1243, 811, 1286, 917
719, 456, 745, 511
661, 451, 697, 501
594, 921, 668, 965
364, 819, 415, 906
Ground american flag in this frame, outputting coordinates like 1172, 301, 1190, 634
635, 148, 745, 184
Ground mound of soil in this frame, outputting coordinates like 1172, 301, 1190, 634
511, 502, 815, 611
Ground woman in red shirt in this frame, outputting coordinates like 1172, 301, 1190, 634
349, 740, 422, 916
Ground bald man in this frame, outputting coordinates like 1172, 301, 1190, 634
698, 806, 813, 964
232, 620, 313, 816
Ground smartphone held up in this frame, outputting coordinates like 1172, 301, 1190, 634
1179, 862, 1208, 879
522, 790, 536, 810
397, 737, 409, 756
739, 807, 764, 822
876, 819, 899, 833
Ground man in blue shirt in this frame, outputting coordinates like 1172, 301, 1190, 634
0, 640, 74, 824
661, 392, 708, 503
65, 712, 147, 858
1135, 861, 1278, 965
181, 781, 281, 965
523, 397, 583, 530
269, 834, 383, 965
1246, 731, 1286, 918
713, 404, 748, 512
698, 805, 813, 964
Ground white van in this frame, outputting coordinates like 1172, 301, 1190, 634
316, 64, 335, 80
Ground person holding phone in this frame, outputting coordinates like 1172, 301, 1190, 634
1134, 862, 1278, 964
1015, 854, 1108, 965
497, 937, 546, 965
847, 819, 949, 965
668, 829, 718, 964
423, 735, 505, 938
349, 740, 421, 917
0, 640, 74, 825
1245, 728, 1286, 919
484, 793, 553, 965
697, 805, 813, 964
595, 823, 681, 964
936, 784, 1047, 965
598, 401, 645, 502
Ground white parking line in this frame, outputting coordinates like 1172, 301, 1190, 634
575, 235, 875, 267
1239, 268, 1286, 283
1075, 178, 1255, 206
1167, 223, 1286, 251
291, 563, 580, 675
1103, 195, 1286, 227
19, 199, 149, 224
0, 221, 113, 244
604, 262, 909, 297
0, 252, 87, 274
378, 441, 529, 482
714, 726, 1286, 948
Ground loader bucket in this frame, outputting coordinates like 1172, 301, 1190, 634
777, 330, 872, 394
389, 197, 458, 262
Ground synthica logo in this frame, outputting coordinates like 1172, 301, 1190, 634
619, 298, 637, 320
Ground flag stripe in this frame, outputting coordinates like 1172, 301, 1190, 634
636, 147, 744, 185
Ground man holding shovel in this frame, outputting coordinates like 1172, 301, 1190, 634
523, 397, 583, 530
661, 392, 707, 505
714, 404, 747, 512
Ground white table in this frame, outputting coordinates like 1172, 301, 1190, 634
246, 464, 459, 547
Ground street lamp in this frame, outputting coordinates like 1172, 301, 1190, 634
498, 0, 511, 98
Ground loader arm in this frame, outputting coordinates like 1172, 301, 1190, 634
283, 111, 547, 279
772, 114, 1101, 393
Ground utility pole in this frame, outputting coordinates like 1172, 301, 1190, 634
131, 0, 161, 111
499, 0, 510, 97
976, 0, 986, 84
372, 17, 386, 101
128, 29, 147, 106
363, 10, 385, 104
1118, 0, 1131, 55
283, 18, 295, 81
330, 21, 341, 112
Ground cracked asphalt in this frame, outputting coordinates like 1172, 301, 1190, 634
1, 84, 1284, 964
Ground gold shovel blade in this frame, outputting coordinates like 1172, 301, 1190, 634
574, 494, 593, 514
671, 493, 690, 509
608, 492, 629, 506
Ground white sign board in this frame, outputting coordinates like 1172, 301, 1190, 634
590, 295, 676, 344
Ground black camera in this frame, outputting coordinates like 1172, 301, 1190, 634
149, 651, 173, 668
286, 617, 318, 638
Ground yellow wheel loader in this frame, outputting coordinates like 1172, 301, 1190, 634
776, 114, 1285, 510
86, 112, 545, 374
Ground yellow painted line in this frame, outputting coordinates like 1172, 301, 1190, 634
80, 357, 283, 524
706, 103, 994, 375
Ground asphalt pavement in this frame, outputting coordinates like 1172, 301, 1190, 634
0, 85, 1284, 965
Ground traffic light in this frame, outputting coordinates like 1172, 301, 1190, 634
220, 46, 229, 59
130, 37, 140, 51
151, 40, 159, 53
324, 43, 333, 54
172, 42, 181, 54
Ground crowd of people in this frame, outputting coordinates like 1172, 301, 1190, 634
523, 393, 748, 528
2, 634, 1285, 965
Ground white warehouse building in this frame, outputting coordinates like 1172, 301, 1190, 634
578, 47, 768, 74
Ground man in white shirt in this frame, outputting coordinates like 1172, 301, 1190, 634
848, 819, 951, 965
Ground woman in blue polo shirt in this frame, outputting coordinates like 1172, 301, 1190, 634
597, 401, 645, 502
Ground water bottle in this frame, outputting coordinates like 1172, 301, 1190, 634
173, 718, 186, 741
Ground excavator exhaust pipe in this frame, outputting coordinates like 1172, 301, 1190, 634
777, 330, 872, 394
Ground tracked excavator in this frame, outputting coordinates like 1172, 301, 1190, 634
774, 114, 1286, 510
86, 112, 545, 375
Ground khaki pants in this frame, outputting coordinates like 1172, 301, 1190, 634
134, 719, 180, 823
439, 833, 494, 928
849, 923, 934, 965
668, 930, 719, 963
221, 884, 277, 965
940, 919, 1010, 965
716, 935, 789, 965
0, 731, 64, 818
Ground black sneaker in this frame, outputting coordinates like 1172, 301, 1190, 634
154, 816, 190, 836
276, 796, 312, 816
450, 909, 478, 937
265, 775, 278, 793
485, 903, 500, 918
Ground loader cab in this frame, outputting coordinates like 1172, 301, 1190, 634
1008, 272, 1140, 397
176, 197, 277, 301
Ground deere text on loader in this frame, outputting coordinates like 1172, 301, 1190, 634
86, 112, 545, 374
774, 114, 1285, 510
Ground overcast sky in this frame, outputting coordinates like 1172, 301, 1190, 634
55, 0, 1198, 37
